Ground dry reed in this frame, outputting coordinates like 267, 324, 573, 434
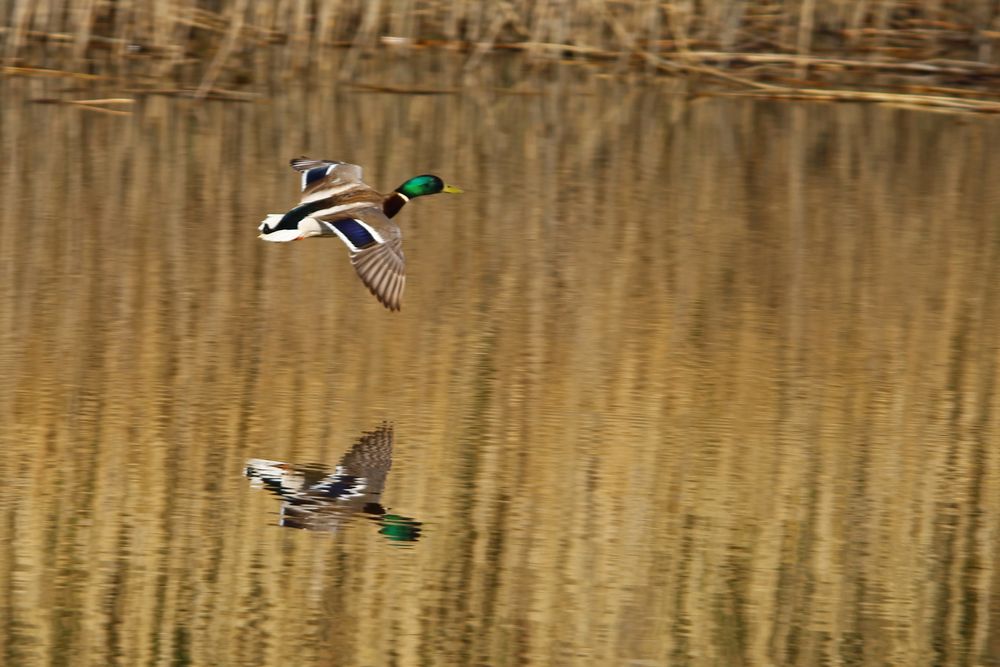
4, 1, 1000, 111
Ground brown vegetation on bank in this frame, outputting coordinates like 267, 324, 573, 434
3, 1, 1000, 111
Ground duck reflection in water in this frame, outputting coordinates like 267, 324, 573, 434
245, 423, 421, 543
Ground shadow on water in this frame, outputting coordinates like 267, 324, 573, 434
245, 423, 422, 542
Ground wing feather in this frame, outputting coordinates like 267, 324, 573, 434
289, 157, 363, 179
351, 239, 406, 311
288, 157, 365, 196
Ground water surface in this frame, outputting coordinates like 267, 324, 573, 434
0, 75, 998, 666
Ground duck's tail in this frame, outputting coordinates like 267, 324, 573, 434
258, 214, 303, 242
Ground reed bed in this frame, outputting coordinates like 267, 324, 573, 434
4, 0, 1000, 111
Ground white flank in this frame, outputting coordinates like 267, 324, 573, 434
258, 214, 325, 242
297, 217, 325, 238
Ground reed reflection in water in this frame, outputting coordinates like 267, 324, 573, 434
0, 77, 998, 666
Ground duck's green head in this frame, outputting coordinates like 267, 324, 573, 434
396, 174, 462, 199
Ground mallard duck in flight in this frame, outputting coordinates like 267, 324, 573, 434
259, 157, 462, 311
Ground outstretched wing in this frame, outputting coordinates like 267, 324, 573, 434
289, 157, 365, 198
351, 238, 406, 312
315, 207, 406, 311
262, 205, 405, 313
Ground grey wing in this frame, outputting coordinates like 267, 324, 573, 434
289, 156, 365, 194
316, 207, 406, 310
351, 237, 406, 312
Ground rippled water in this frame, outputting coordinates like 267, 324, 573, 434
1, 73, 998, 666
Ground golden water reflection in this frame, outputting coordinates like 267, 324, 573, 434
0, 77, 998, 666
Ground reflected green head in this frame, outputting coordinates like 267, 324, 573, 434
396, 174, 462, 198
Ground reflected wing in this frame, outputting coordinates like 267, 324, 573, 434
340, 424, 393, 481
289, 156, 365, 197
326, 423, 393, 498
